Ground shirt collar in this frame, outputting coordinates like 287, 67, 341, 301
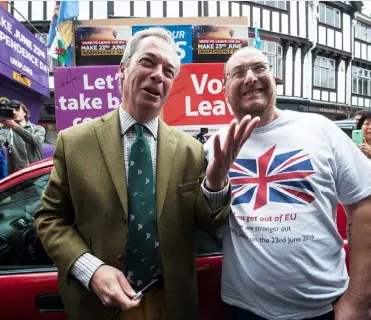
119, 106, 158, 139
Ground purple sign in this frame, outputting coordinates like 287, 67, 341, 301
0, 6, 49, 97
54, 65, 121, 131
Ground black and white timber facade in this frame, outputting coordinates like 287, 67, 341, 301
7, 0, 371, 120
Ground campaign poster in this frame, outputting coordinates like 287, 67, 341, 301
54, 63, 232, 138
132, 25, 192, 64
192, 25, 249, 63
163, 62, 232, 136
54, 65, 120, 131
0, 5, 49, 97
75, 26, 131, 66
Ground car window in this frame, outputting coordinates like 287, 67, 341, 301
0, 173, 54, 270
0, 170, 223, 270
341, 128, 352, 138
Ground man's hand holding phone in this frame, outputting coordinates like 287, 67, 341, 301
91, 265, 141, 310
103, 269, 162, 319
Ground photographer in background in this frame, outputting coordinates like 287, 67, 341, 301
0, 100, 45, 175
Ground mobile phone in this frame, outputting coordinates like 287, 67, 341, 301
131, 277, 161, 301
352, 129, 364, 145
107, 276, 162, 319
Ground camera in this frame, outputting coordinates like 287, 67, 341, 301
0, 102, 18, 121
1, 102, 21, 110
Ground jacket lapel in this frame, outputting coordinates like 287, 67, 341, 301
156, 120, 178, 221
94, 109, 128, 215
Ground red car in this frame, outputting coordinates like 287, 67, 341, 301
0, 159, 349, 320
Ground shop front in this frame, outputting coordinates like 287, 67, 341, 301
0, 5, 49, 123
277, 97, 351, 120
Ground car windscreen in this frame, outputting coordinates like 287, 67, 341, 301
0, 174, 50, 207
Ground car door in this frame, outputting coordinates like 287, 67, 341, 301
0, 167, 225, 320
0, 171, 66, 320
196, 228, 225, 320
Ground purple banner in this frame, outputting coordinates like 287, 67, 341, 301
0, 6, 49, 97
54, 65, 120, 131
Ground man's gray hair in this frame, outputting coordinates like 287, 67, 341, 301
118, 27, 180, 92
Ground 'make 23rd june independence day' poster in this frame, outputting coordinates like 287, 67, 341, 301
74, 24, 249, 66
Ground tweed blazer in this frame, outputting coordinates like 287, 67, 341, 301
34, 108, 231, 320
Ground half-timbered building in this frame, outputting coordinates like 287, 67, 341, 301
352, 10, 371, 110
5, 1, 369, 120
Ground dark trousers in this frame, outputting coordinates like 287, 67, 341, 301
225, 304, 335, 320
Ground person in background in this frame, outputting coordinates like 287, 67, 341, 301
356, 110, 371, 159
205, 47, 371, 320
0, 100, 8, 179
354, 109, 369, 127
0, 147, 6, 179
0, 100, 45, 174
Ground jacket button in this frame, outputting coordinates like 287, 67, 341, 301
117, 254, 125, 261
121, 217, 127, 225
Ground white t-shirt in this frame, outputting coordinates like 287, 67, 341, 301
204, 110, 371, 320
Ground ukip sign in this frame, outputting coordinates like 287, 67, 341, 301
0, 5, 49, 97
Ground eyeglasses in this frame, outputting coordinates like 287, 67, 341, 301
226, 63, 271, 80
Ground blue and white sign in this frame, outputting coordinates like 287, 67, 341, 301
132, 25, 192, 64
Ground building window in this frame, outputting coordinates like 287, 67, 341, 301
35, 33, 62, 73
255, 1, 287, 10
314, 57, 335, 89
319, 3, 340, 28
352, 66, 371, 96
248, 39, 283, 80
355, 22, 371, 43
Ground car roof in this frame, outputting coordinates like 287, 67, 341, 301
0, 158, 53, 185
333, 119, 356, 130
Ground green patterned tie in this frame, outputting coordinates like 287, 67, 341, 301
125, 124, 161, 288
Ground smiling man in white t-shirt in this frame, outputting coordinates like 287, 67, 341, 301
205, 47, 371, 320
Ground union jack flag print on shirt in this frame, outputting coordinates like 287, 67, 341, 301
229, 145, 316, 211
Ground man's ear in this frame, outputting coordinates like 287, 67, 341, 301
119, 63, 125, 79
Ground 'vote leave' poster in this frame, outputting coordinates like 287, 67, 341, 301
53, 63, 233, 135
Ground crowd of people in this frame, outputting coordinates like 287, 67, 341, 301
0, 100, 46, 179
